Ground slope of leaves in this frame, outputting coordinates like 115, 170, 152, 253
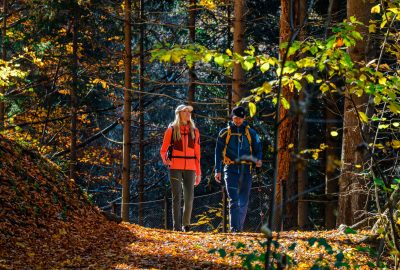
0, 135, 388, 269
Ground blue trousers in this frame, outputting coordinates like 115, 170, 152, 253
224, 166, 252, 232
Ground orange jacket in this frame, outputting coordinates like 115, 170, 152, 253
160, 125, 201, 176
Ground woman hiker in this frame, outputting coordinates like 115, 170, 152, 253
160, 104, 201, 232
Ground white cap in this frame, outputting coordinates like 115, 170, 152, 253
175, 104, 193, 114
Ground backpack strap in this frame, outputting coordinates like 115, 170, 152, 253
222, 126, 253, 165
222, 127, 232, 165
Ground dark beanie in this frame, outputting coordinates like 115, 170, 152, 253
231, 106, 246, 118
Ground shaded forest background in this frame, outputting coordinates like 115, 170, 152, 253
0, 0, 399, 249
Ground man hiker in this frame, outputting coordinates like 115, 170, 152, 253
214, 106, 262, 232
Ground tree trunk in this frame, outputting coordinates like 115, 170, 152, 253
323, 0, 342, 230
188, 0, 196, 105
226, 0, 232, 111
325, 95, 341, 229
337, 0, 372, 226
0, 0, 7, 128
274, 0, 305, 231
137, 0, 145, 226
70, 4, 78, 182
121, 0, 132, 222
232, 0, 245, 104
297, 92, 308, 229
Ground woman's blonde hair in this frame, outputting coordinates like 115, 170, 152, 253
170, 110, 196, 141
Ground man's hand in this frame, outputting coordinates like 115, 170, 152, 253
215, 172, 222, 183
195, 175, 201, 186
256, 160, 262, 168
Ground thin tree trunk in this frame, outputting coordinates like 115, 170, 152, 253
188, 0, 196, 105
274, 0, 305, 231
325, 97, 340, 228
226, 0, 232, 111
232, 0, 245, 104
0, 0, 7, 127
137, 0, 145, 226
121, 0, 132, 222
337, 0, 372, 226
297, 92, 308, 229
323, 0, 342, 230
70, 3, 78, 182
296, 0, 307, 230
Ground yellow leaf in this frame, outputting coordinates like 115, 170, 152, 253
378, 77, 387, 85
391, 140, 400, 149
330, 131, 339, 137
248, 102, 256, 117
58, 89, 70, 95
371, 4, 380, 14
358, 112, 368, 123
369, 24, 376, 33
226, 49, 232, 56
262, 81, 272, 94
355, 164, 362, 168
312, 152, 319, 160
288, 143, 294, 149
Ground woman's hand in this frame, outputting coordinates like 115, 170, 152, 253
164, 159, 171, 166
195, 175, 201, 186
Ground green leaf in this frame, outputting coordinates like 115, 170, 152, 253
242, 60, 254, 71
351, 31, 363, 40
281, 97, 290, 109
320, 83, 330, 93
244, 45, 255, 56
305, 74, 314, 83
293, 80, 302, 91
248, 102, 256, 117
288, 243, 297, 250
214, 54, 225, 66
344, 227, 357, 234
218, 248, 227, 258
373, 178, 385, 188
260, 62, 270, 73
204, 53, 213, 62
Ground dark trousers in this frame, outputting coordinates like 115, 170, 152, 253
224, 166, 252, 232
169, 169, 195, 231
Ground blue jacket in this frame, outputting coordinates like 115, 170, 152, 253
215, 121, 262, 173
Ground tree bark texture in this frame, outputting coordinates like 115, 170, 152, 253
232, 0, 245, 104
274, 0, 305, 231
138, 0, 145, 226
324, 94, 341, 229
122, 0, 132, 222
324, 0, 343, 229
337, 0, 372, 226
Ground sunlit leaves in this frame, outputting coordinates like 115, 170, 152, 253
358, 112, 369, 123
248, 102, 256, 117
330, 131, 339, 137
371, 4, 381, 14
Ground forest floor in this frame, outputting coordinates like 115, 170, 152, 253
0, 135, 390, 269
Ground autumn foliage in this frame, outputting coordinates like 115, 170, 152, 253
0, 135, 391, 269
